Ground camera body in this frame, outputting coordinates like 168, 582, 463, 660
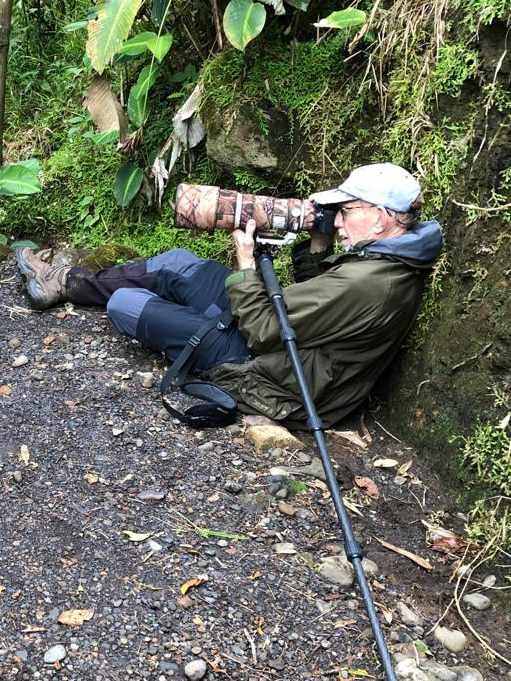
175, 184, 337, 240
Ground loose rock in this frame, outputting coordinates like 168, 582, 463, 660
397, 602, 424, 627
183, 658, 207, 680
44, 644, 67, 664
453, 666, 483, 681
419, 661, 457, 681
245, 424, 304, 452
12, 354, 29, 367
318, 556, 354, 587
434, 626, 468, 653
462, 592, 491, 611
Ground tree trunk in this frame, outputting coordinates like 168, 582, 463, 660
0, 0, 13, 166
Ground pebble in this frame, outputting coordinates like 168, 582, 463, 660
276, 488, 288, 499
224, 479, 243, 494
453, 666, 483, 681
138, 372, 155, 388
198, 441, 214, 452
8, 338, 21, 349
183, 658, 207, 680
397, 601, 424, 627
137, 487, 166, 501
463, 592, 491, 610
482, 574, 496, 588
112, 427, 124, 436
362, 557, 379, 577
12, 470, 22, 483
278, 501, 296, 516
420, 660, 457, 681
318, 556, 354, 587
434, 626, 468, 653
44, 644, 67, 664
12, 354, 29, 367
274, 542, 297, 555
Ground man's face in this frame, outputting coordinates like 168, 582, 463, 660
334, 201, 381, 247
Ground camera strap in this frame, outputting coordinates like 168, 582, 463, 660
160, 310, 238, 429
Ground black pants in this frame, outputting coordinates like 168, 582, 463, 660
66, 249, 250, 371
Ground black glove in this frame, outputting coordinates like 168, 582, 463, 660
292, 239, 333, 283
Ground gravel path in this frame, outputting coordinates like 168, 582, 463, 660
0, 255, 509, 680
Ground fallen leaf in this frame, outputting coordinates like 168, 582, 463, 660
398, 459, 413, 476
42, 335, 56, 346
373, 458, 399, 468
376, 538, 432, 571
207, 492, 220, 502
0, 385, 12, 396
422, 521, 467, 555
180, 576, 208, 595
84, 472, 99, 484
334, 618, 357, 628
278, 501, 297, 516
64, 399, 80, 407
19, 445, 30, 466
57, 608, 94, 626
327, 429, 368, 449
121, 530, 153, 542
208, 654, 227, 674
248, 570, 262, 580
354, 476, 380, 498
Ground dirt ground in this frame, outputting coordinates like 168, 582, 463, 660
1, 254, 510, 681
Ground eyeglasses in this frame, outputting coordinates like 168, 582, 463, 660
338, 203, 366, 219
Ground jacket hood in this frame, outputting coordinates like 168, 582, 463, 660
351, 220, 444, 265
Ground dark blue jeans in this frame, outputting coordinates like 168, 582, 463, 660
67, 250, 250, 370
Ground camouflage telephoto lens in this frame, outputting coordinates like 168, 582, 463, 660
175, 184, 316, 235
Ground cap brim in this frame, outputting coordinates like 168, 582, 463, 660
308, 188, 356, 205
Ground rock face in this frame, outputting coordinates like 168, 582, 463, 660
205, 103, 307, 177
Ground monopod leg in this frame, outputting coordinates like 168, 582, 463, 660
257, 252, 397, 681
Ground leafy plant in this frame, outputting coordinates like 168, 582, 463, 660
114, 162, 144, 207
223, 0, 267, 51
462, 421, 511, 495
0, 160, 41, 195
86, 0, 143, 74
314, 8, 367, 30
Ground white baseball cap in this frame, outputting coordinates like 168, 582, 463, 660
310, 162, 421, 213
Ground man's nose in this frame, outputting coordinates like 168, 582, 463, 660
334, 210, 344, 228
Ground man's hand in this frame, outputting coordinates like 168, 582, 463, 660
233, 219, 257, 270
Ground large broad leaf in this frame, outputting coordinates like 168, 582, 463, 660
114, 163, 144, 207
314, 8, 366, 30
223, 0, 266, 51
0, 162, 41, 196
127, 64, 159, 127
86, 0, 143, 74
84, 76, 128, 140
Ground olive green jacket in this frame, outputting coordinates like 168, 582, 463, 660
209, 246, 428, 428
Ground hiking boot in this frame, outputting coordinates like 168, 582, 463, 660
15, 247, 71, 309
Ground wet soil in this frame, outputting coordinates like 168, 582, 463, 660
0, 255, 509, 680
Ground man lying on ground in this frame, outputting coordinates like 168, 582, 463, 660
16, 162, 443, 428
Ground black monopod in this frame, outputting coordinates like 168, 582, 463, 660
256, 246, 397, 681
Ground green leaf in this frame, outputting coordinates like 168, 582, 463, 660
284, 0, 310, 10
223, 0, 266, 51
127, 64, 159, 127
117, 30, 156, 56
314, 8, 366, 30
151, 0, 167, 26
87, 0, 144, 74
0, 234, 7, 246
146, 33, 173, 62
0, 162, 41, 196
10, 239, 40, 251
64, 19, 88, 32
197, 528, 248, 541
114, 163, 143, 207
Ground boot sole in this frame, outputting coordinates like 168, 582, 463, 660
15, 248, 37, 279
